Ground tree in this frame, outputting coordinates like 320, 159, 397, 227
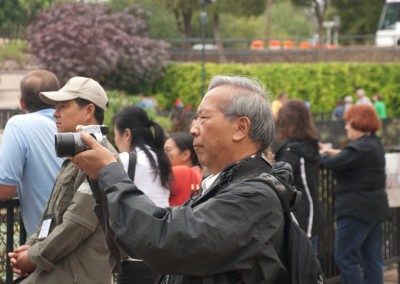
330, 0, 384, 36
266, 0, 275, 41
0, 0, 57, 40
26, 2, 170, 92
291, 0, 330, 47
218, 1, 313, 40
163, 0, 198, 39
109, 0, 181, 39
208, 0, 267, 62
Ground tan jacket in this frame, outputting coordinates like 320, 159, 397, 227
22, 142, 118, 284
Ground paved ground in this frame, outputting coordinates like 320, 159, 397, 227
0, 71, 29, 109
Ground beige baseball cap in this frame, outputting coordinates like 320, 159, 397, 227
40, 77, 108, 111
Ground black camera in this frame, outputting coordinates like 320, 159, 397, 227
55, 125, 108, 157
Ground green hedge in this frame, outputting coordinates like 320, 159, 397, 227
150, 62, 400, 117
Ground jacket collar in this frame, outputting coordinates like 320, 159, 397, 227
193, 151, 273, 204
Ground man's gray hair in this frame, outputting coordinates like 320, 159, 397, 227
208, 75, 275, 150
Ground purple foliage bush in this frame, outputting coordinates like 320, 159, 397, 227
26, 3, 170, 91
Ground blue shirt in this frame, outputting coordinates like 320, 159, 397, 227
0, 109, 63, 235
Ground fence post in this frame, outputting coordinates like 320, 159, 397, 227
6, 202, 15, 284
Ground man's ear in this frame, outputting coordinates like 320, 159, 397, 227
233, 116, 251, 142
85, 103, 95, 119
19, 98, 27, 112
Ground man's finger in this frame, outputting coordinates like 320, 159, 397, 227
14, 245, 30, 253
80, 132, 101, 148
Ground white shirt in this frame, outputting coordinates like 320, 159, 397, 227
356, 97, 372, 105
201, 173, 220, 195
119, 146, 170, 207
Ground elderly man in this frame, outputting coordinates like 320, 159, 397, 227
355, 88, 372, 105
72, 75, 293, 283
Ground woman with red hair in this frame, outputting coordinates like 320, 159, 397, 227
319, 104, 389, 284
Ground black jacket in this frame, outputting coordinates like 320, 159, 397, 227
320, 134, 389, 221
275, 139, 324, 238
96, 153, 296, 283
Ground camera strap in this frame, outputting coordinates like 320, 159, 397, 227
127, 150, 137, 181
102, 191, 121, 273
101, 150, 136, 273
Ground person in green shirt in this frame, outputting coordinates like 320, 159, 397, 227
372, 94, 387, 119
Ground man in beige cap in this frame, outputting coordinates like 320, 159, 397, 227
8, 77, 117, 284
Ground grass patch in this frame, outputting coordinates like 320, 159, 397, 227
0, 40, 28, 64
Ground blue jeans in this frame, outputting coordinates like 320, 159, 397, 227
335, 217, 384, 284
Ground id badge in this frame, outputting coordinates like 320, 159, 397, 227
38, 215, 53, 240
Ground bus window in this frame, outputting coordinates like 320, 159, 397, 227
378, 2, 400, 30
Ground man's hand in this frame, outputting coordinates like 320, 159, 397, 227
8, 245, 35, 276
71, 132, 117, 179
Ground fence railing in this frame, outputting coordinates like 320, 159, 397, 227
0, 199, 26, 284
0, 171, 399, 283
0, 111, 399, 283
0, 109, 22, 130
319, 169, 400, 283
165, 35, 400, 63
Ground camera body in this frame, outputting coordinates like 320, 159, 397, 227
55, 125, 108, 157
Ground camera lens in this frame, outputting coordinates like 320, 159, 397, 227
55, 133, 76, 157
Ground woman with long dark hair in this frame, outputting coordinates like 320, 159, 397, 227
274, 99, 324, 255
112, 105, 172, 283
113, 105, 171, 207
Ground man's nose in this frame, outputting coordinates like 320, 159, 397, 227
190, 124, 198, 136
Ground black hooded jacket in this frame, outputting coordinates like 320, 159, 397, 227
95, 153, 298, 283
275, 139, 324, 238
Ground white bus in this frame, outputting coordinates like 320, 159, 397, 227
376, 0, 400, 47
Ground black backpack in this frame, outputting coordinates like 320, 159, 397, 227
261, 173, 324, 284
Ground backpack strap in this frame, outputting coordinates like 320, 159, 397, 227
264, 173, 301, 214
127, 150, 137, 181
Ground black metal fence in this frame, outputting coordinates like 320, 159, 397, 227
0, 109, 22, 130
0, 199, 26, 284
314, 117, 400, 151
0, 174, 399, 283
166, 36, 400, 64
319, 169, 400, 283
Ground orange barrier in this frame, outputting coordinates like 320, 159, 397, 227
250, 40, 264, 50
283, 40, 295, 49
299, 41, 311, 49
268, 39, 281, 50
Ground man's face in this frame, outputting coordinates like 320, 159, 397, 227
53, 100, 91, 133
190, 86, 238, 174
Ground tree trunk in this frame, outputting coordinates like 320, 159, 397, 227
313, 0, 328, 48
183, 12, 193, 50
266, 0, 274, 42
212, 11, 228, 63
